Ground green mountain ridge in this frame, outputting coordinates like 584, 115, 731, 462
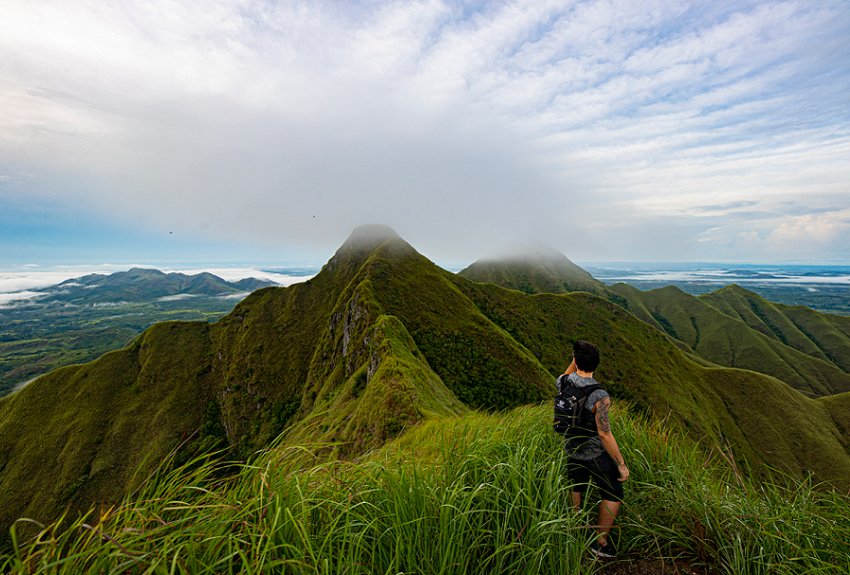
458, 249, 850, 398
701, 284, 850, 373
610, 283, 850, 397
458, 247, 608, 297
1, 225, 849, 541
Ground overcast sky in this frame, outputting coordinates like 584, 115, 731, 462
2, 0, 849, 266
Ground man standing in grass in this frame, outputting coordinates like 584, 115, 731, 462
557, 340, 630, 559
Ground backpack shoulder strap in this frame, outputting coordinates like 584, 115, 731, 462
556, 376, 602, 402
575, 384, 603, 409
555, 373, 570, 392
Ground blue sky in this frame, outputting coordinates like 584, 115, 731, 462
1, 0, 849, 265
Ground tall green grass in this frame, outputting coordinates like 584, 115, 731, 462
613, 411, 850, 574
3, 404, 848, 574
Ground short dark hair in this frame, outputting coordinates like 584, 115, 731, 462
573, 340, 600, 372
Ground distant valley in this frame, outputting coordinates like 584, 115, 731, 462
0, 268, 279, 396
586, 262, 850, 314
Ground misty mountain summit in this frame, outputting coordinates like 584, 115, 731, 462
321, 224, 413, 275
459, 246, 607, 296
343, 223, 403, 248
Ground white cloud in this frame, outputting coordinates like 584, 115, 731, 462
157, 294, 198, 302
1, 1, 849, 262
0, 270, 104, 294
0, 291, 42, 307
767, 210, 850, 246
165, 267, 313, 286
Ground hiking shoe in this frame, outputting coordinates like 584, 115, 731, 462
589, 540, 617, 559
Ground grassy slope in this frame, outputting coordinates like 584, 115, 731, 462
610, 283, 850, 397
287, 236, 550, 455
452, 280, 850, 487
0, 246, 348, 534
3, 404, 848, 575
360, 240, 553, 408
821, 391, 850, 443
702, 284, 850, 373
0, 321, 216, 535
286, 313, 468, 458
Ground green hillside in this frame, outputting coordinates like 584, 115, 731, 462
701, 284, 850, 373
1, 225, 849, 543
610, 283, 850, 397
0, 321, 218, 537
458, 247, 608, 296
460, 254, 850, 398
3, 404, 848, 575
450, 280, 850, 483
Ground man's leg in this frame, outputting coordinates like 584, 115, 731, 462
567, 458, 589, 511
570, 490, 582, 510
596, 499, 620, 545
590, 454, 624, 549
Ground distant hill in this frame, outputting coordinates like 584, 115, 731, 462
585, 263, 850, 314
458, 247, 607, 296
1, 226, 849, 540
36, 268, 273, 304
701, 284, 850, 373
610, 283, 850, 398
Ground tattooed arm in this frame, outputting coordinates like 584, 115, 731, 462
594, 397, 630, 482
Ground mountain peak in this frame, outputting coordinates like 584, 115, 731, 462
476, 245, 572, 265
316, 225, 417, 283
458, 246, 605, 295
343, 224, 403, 249
715, 283, 760, 298
126, 267, 164, 275
331, 225, 413, 262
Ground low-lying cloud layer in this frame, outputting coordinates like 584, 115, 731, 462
2, 1, 849, 262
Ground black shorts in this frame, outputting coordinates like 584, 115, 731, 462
567, 452, 624, 502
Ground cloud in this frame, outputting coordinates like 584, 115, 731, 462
166, 267, 313, 286
157, 294, 198, 302
0, 271, 91, 294
766, 209, 850, 246
1, 1, 849, 262
0, 291, 42, 307
691, 201, 760, 217
691, 204, 850, 261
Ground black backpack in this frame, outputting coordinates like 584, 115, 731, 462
553, 374, 601, 442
